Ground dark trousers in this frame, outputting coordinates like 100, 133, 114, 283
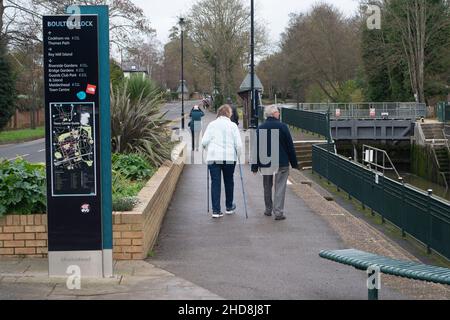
208, 162, 236, 213
191, 130, 201, 151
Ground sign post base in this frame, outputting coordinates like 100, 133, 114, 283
48, 251, 104, 278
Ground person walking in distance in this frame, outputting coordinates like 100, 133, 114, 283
251, 105, 299, 221
202, 105, 243, 219
189, 105, 205, 152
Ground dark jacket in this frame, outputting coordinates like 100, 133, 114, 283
251, 117, 299, 172
230, 105, 239, 126
189, 108, 205, 132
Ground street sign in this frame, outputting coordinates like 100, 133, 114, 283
44, 14, 104, 277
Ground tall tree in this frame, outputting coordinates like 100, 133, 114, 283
162, 28, 210, 94
361, 0, 450, 103
8, 40, 43, 128
0, 43, 15, 131
262, 4, 361, 103
188, 0, 267, 98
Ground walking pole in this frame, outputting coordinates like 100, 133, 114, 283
204, 148, 210, 214
207, 164, 210, 214
236, 149, 249, 220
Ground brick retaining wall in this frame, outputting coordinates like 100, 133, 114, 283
0, 215, 48, 257
0, 143, 186, 260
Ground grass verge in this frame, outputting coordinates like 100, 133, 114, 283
0, 127, 45, 145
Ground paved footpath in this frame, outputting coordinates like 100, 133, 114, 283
0, 109, 408, 300
148, 111, 405, 300
0, 259, 221, 300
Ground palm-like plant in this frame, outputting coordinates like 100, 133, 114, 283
111, 81, 173, 167
124, 75, 160, 104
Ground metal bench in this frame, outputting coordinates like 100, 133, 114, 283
319, 249, 450, 300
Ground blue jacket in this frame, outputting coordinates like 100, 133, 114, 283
189, 109, 205, 132
251, 117, 299, 172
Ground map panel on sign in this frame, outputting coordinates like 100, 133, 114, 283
50, 102, 97, 197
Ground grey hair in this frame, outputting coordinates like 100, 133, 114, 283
264, 105, 280, 119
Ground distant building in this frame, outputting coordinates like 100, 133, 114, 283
122, 63, 148, 79
238, 72, 264, 129
177, 80, 189, 100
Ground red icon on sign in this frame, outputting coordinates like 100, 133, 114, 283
86, 84, 97, 95
81, 204, 91, 214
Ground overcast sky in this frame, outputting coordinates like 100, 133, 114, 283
133, 0, 360, 47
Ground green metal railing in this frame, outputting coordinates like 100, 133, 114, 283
258, 107, 332, 142
281, 108, 332, 142
258, 106, 265, 124
313, 144, 450, 261
283, 102, 427, 120
437, 102, 450, 123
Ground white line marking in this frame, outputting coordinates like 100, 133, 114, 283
8, 154, 30, 161
38, 149, 46, 153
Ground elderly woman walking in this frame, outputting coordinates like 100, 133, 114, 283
202, 105, 243, 219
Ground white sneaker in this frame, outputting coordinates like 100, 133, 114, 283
212, 212, 224, 219
226, 205, 237, 215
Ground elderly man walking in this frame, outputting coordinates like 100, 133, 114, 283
251, 105, 299, 221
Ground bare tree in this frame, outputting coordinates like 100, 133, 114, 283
188, 0, 267, 97
1, 0, 43, 46
125, 38, 162, 78
162, 30, 211, 94
275, 4, 361, 102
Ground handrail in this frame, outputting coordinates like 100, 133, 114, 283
443, 128, 450, 153
432, 147, 442, 170
417, 122, 427, 145
431, 143, 449, 192
440, 172, 449, 192
362, 145, 401, 179
426, 139, 449, 146
444, 125, 450, 138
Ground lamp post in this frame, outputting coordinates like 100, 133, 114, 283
213, 53, 218, 112
179, 17, 186, 130
250, 0, 257, 129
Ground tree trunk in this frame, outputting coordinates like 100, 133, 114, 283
0, 0, 4, 45
417, 0, 426, 103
